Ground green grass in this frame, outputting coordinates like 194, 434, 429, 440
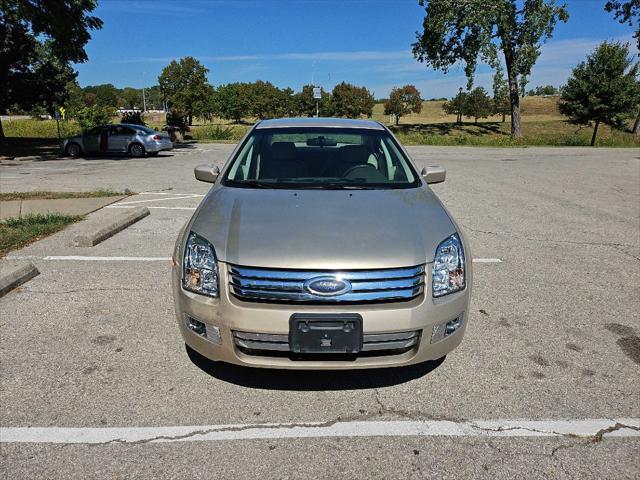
0, 213, 81, 257
0, 190, 127, 201
189, 124, 249, 142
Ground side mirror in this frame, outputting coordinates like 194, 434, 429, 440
194, 165, 220, 183
421, 166, 446, 184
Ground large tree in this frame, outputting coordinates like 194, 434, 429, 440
412, 0, 568, 138
384, 85, 423, 125
244, 80, 283, 119
464, 87, 493, 123
559, 42, 640, 146
330, 82, 375, 118
0, 0, 102, 139
158, 57, 214, 125
212, 83, 251, 124
605, 0, 640, 133
295, 85, 332, 117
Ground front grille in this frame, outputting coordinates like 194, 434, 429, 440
228, 264, 425, 303
233, 330, 421, 357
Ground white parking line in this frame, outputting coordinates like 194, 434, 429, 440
1, 419, 638, 444
6, 255, 172, 262
6, 255, 502, 264
116, 195, 201, 205
138, 192, 205, 196
106, 205, 196, 210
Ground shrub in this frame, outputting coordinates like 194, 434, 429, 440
76, 105, 115, 130
120, 111, 146, 125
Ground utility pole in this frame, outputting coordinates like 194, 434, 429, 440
142, 87, 147, 112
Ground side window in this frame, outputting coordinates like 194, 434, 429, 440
228, 136, 256, 181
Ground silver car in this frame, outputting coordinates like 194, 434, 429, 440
172, 117, 472, 370
64, 123, 173, 158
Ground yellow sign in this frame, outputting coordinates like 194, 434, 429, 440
59, 107, 65, 119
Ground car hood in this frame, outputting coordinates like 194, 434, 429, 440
190, 186, 456, 270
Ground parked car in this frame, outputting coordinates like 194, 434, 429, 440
172, 117, 472, 369
64, 123, 173, 158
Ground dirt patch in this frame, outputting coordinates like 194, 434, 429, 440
605, 323, 635, 336
530, 354, 550, 367
91, 335, 116, 346
617, 336, 640, 365
566, 343, 583, 352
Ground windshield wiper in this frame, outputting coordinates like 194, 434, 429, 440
227, 180, 276, 189
304, 183, 374, 190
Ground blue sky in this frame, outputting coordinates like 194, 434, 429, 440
76, 0, 638, 98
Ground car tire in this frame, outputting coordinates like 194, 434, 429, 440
129, 143, 145, 158
65, 142, 82, 157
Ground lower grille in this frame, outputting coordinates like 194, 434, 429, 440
228, 264, 425, 304
233, 330, 421, 357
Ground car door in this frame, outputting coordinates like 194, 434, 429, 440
108, 125, 135, 152
82, 126, 103, 154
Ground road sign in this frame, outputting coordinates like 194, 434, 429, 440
313, 87, 321, 100
59, 107, 65, 119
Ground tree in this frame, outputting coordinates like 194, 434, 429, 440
158, 57, 214, 125
464, 87, 494, 123
605, 0, 639, 49
492, 67, 511, 122
442, 89, 467, 123
244, 81, 283, 119
76, 105, 114, 131
330, 82, 375, 118
212, 83, 251, 123
559, 42, 640, 146
384, 85, 423, 125
605, 1, 640, 133
84, 84, 119, 107
412, 0, 568, 138
0, 0, 102, 139
526, 85, 559, 96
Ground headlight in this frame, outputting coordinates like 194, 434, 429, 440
432, 233, 465, 297
183, 232, 219, 297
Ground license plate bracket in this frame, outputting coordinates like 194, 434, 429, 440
289, 313, 363, 354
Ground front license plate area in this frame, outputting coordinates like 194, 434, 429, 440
289, 314, 363, 354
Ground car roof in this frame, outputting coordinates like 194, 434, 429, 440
255, 117, 385, 131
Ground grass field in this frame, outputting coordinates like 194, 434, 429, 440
0, 190, 125, 201
0, 213, 80, 257
2, 96, 639, 150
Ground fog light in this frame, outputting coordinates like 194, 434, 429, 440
430, 314, 464, 343
186, 316, 206, 336
185, 316, 222, 344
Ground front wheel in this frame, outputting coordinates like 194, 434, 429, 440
129, 143, 145, 158
65, 142, 82, 157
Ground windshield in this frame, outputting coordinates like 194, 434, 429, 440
133, 125, 155, 134
222, 127, 420, 189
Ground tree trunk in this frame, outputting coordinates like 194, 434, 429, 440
591, 119, 600, 146
395, 115, 400, 126
504, 50, 522, 138
502, 113, 506, 123
0, 116, 4, 141
633, 110, 640, 135
188, 114, 193, 126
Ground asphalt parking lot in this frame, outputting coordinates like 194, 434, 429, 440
1, 144, 639, 479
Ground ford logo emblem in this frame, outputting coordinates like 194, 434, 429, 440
304, 276, 352, 296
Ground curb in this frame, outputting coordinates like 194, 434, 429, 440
0, 262, 40, 298
73, 207, 150, 247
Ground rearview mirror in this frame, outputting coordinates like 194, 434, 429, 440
194, 165, 220, 183
421, 166, 446, 184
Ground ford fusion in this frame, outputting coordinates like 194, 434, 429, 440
172, 118, 471, 369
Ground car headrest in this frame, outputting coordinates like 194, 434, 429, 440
339, 144, 371, 165
270, 142, 297, 161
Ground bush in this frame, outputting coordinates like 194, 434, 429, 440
120, 111, 146, 125
166, 109, 189, 131
76, 105, 115, 130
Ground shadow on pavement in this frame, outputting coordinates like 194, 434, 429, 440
186, 345, 445, 390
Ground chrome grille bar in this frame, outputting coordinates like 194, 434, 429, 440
228, 264, 425, 303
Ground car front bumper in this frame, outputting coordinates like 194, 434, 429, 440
172, 262, 472, 370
